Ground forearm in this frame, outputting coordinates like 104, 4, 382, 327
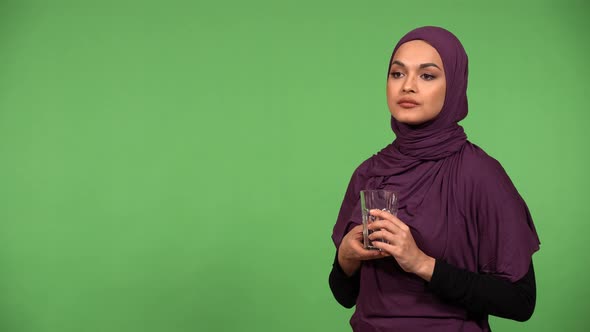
428, 260, 536, 321
329, 252, 361, 308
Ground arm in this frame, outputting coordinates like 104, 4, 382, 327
428, 259, 536, 321
328, 224, 385, 308
328, 248, 536, 319
368, 209, 537, 322
328, 251, 361, 308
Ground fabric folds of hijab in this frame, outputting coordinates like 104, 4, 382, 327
331, 26, 540, 330
381, 26, 469, 169
333, 26, 473, 248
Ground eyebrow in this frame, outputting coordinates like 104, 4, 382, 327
391, 60, 441, 70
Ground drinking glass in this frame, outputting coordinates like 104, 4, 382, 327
360, 190, 398, 250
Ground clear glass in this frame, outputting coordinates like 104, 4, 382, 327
360, 190, 398, 250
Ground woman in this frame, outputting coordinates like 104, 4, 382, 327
329, 26, 540, 331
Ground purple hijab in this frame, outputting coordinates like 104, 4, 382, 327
331, 26, 540, 331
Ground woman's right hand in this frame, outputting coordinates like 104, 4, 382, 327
338, 224, 387, 276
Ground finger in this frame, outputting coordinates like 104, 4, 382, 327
360, 250, 384, 260
370, 209, 396, 221
349, 235, 373, 251
370, 209, 408, 229
350, 242, 382, 259
349, 224, 365, 235
361, 252, 386, 260
368, 229, 397, 245
345, 224, 364, 241
351, 224, 363, 231
368, 219, 402, 234
371, 240, 400, 257
355, 225, 371, 241
347, 233, 386, 259
368, 214, 410, 233
351, 232, 363, 242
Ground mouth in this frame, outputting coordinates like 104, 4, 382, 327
397, 99, 420, 109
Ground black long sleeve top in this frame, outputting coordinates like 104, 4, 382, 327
329, 252, 536, 322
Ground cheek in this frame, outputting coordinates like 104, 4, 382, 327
429, 84, 446, 113
436, 85, 446, 107
386, 83, 397, 108
386, 81, 396, 97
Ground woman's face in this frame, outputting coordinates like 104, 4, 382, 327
386, 40, 446, 125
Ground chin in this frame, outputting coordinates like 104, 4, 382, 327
399, 119, 425, 126
390, 109, 439, 126
390, 112, 423, 126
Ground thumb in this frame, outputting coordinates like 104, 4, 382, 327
351, 224, 364, 233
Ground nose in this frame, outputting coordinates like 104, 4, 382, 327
402, 74, 417, 93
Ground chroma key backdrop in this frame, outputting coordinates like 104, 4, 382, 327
0, 1, 588, 331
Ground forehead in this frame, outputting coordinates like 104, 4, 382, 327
392, 40, 443, 66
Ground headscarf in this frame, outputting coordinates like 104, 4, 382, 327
387, 26, 468, 161
331, 26, 540, 330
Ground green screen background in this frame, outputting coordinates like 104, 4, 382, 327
0, 0, 588, 331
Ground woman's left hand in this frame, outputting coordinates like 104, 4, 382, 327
368, 209, 435, 281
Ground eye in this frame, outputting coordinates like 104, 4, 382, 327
421, 73, 436, 81
390, 71, 404, 79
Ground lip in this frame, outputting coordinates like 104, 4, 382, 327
397, 98, 420, 108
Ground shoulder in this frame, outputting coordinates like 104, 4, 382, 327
352, 155, 376, 177
457, 142, 520, 197
344, 144, 394, 191
458, 142, 510, 182
349, 144, 392, 179
345, 155, 376, 193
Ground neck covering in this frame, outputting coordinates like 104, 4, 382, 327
377, 26, 468, 171
331, 26, 540, 331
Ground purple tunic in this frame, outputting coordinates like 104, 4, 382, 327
331, 27, 540, 331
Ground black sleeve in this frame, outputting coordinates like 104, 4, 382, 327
328, 252, 537, 320
428, 259, 536, 322
328, 251, 360, 308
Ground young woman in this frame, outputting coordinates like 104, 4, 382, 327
329, 26, 540, 331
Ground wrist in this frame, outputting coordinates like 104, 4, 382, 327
338, 252, 361, 277
414, 255, 435, 282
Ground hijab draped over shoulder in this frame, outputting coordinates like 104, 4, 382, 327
331, 26, 540, 330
